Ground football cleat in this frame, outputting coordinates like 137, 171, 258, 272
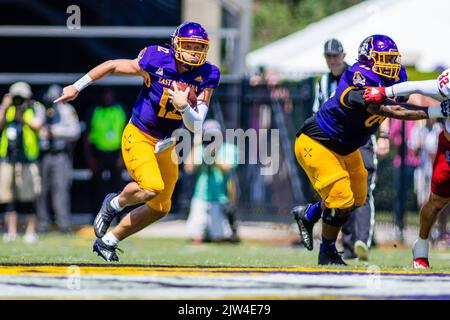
94, 193, 119, 238
413, 257, 430, 269
354, 240, 369, 261
318, 250, 347, 266
292, 204, 315, 251
93, 238, 122, 262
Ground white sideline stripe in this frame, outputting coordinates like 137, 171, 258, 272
1, 273, 449, 299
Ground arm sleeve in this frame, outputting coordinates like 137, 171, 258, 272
182, 102, 208, 133
386, 80, 444, 101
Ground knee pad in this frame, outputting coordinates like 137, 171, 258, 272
321, 208, 350, 227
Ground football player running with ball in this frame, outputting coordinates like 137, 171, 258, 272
364, 69, 450, 269
54, 22, 220, 262
292, 34, 450, 265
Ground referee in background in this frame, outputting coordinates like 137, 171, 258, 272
310, 38, 378, 261
312, 38, 348, 112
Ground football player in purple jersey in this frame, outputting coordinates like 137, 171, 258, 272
292, 34, 450, 265
55, 22, 220, 262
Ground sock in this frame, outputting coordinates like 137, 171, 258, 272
320, 236, 337, 253
110, 196, 124, 212
305, 201, 322, 223
102, 231, 119, 247
413, 237, 429, 258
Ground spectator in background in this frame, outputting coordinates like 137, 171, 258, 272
37, 85, 81, 233
410, 118, 443, 209
312, 39, 348, 113
0, 82, 45, 243
389, 118, 422, 243
185, 119, 239, 243
84, 88, 126, 215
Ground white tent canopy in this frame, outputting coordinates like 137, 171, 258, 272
246, 0, 450, 76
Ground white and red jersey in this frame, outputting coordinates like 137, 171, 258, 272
437, 68, 450, 99
435, 69, 450, 133
429, 69, 450, 197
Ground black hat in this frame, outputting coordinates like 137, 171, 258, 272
324, 39, 344, 54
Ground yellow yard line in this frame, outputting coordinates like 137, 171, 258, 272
0, 265, 448, 276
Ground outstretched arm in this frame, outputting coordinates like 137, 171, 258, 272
345, 89, 450, 120
364, 70, 450, 103
386, 80, 444, 101
54, 58, 145, 103
367, 99, 450, 120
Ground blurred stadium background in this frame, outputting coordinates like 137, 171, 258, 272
0, 0, 449, 299
2, 0, 447, 221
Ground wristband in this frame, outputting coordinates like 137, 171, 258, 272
73, 74, 93, 92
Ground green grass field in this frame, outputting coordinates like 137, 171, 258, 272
0, 232, 449, 272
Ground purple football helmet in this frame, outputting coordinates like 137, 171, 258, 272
358, 34, 402, 79
171, 21, 209, 67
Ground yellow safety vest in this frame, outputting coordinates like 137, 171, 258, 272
0, 105, 39, 161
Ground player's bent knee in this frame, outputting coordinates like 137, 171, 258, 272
139, 187, 161, 202
147, 200, 171, 215
149, 207, 168, 220
324, 179, 355, 210
430, 203, 445, 216
354, 194, 367, 207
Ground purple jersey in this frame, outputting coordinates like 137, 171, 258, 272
315, 62, 407, 151
131, 45, 220, 139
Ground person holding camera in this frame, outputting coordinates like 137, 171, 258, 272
184, 119, 239, 243
36, 85, 81, 233
0, 82, 45, 243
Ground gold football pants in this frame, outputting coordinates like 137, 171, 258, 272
121, 123, 178, 213
294, 133, 367, 209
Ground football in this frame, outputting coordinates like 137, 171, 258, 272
173, 81, 197, 106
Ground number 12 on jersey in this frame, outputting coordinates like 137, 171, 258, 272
158, 87, 182, 120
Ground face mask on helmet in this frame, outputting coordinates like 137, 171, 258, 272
171, 22, 209, 67
358, 35, 402, 79
371, 51, 401, 79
